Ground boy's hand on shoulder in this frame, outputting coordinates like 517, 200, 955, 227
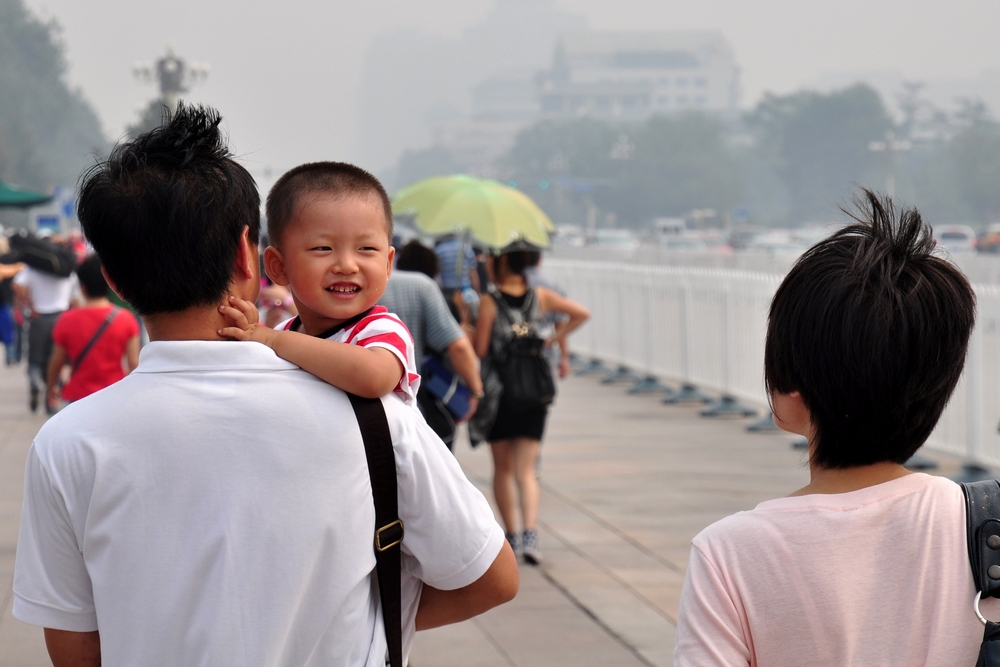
218, 295, 277, 347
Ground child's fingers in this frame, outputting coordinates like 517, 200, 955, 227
219, 303, 250, 329
218, 326, 250, 341
229, 295, 260, 325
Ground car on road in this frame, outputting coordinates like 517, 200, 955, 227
934, 224, 977, 254
589, 229, 640, 254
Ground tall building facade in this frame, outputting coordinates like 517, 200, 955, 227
537, 32, 740, 121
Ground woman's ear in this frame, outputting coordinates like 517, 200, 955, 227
771, 390, 813, 437
263, 246, 289, 286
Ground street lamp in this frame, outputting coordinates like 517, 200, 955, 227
868, 131, 911, 198
133, 47, 210, 113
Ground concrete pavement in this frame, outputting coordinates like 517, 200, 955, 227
0, 359, 964, 666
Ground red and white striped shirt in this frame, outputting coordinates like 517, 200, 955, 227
280, 306, 420, 406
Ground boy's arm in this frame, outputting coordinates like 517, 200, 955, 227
219, 297, 403, 398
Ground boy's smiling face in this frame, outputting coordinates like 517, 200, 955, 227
265, 194, 394, 335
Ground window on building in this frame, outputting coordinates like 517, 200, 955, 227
676, 77, 688, 88
695, 95, 707, 106
677, 96, 689, 106
695, 77, 707, 87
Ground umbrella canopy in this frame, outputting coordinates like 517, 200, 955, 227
392, 175, 555, 248
0, 181, 52, 208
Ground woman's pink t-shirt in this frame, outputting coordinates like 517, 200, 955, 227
675, 473, 1000, 666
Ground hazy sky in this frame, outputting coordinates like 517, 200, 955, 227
24, 0, 1000, 183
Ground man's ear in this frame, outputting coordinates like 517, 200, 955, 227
234, 227, 258, 281
101, 267, 125, 301
386, 246, 395, 279
263, 246, 289, 286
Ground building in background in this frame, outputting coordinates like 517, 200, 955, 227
537, 32, 740, 122
353, 0, 585, 179
428, 69, 541, 177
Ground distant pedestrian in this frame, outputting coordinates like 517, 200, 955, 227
435, 234, 478, 321
471, 244, 589, 564
0, 242, 24, 365
12, 243, 76, 413
257, 282, 297, 329
46, 255, 139, 407
383, 240, 483, 448
674, 190, 994, 666
524, 250, 571, 378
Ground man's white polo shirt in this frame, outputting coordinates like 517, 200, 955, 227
14, 340, 504, 667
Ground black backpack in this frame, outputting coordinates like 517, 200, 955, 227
9, 232, 76, 277
492, 288, 555, 410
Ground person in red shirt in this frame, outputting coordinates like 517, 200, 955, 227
47, 255, 139, 407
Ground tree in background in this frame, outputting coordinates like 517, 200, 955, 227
0, 0, 107, 191
391, 146, 464, 193
950, 113, 1000, 224
746, 84, 894, 222
603, 113, 743, 223
501, 115, 742, 226
500, 118, 618, 223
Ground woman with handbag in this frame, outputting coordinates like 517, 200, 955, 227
46, 254, 140, 410
471, 245, 588, 564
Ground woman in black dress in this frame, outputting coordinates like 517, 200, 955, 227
472, 248, 588, 564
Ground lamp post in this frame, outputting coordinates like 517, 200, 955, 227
133, 47, 209, 113
868, 131, 911, 198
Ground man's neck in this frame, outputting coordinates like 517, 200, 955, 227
143, 305, 232, 342
84, 297, 111, 308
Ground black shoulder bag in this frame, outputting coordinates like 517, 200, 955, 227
348, 394, 405, 667
961, 479, 1000, 666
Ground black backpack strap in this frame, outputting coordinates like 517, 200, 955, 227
961, 479, 1000, 665
963, 479, 1000, 598
348, 394, 404, 667
72, 307, 120, 371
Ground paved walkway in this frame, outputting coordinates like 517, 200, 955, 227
0, 360, 964, 667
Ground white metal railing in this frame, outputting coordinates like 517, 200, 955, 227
545, 258, 1000, 469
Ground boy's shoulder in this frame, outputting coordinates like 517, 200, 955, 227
274, 308, 409, 341
331, 307, 413, 353
342, 306, 407, 337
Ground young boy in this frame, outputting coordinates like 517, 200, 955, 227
220, 161, 419, 405
674, 190, 995, 665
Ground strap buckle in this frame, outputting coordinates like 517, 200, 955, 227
375, 519, 404, 552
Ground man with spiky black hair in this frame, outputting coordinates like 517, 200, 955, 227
675, 190, 996, 665
12, 104, 517, 667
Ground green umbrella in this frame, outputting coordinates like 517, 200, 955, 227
0, 181, 52, 208
392, 175, 555, 248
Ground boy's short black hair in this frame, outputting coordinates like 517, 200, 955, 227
265, 162, 393, 248
76, 254, 108, 299
77, 104, 260, 315
764, 189, 976, 468
395, 240, 439, 279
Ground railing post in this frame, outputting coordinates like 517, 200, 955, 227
702, 274, 757, 417
664, 269, 712, 404
953, 319, 990, 481
575, 261, 609, 376
630, 269, 672, 394
603, 266, 642, 384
